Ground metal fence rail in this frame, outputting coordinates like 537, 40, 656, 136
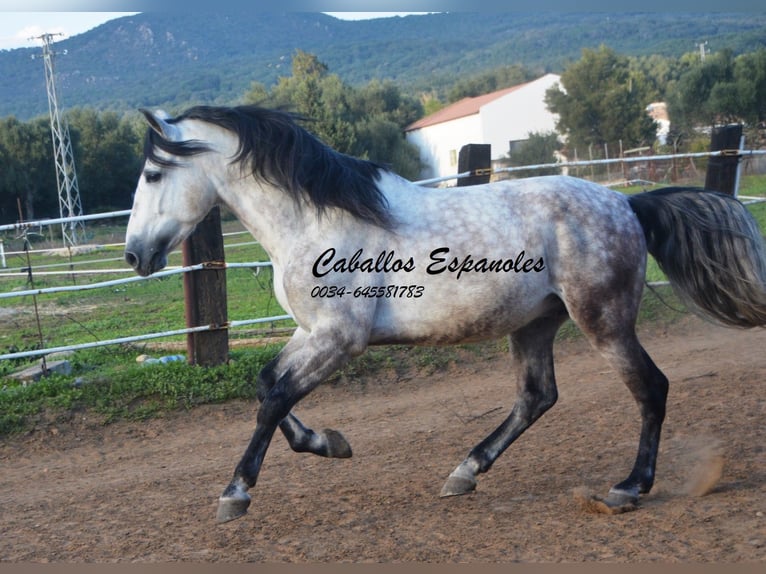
0, 315, 293, 361
0, 260, 291, 361
415, 148, 766, 187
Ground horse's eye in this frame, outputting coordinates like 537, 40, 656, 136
145, 171, 162, 184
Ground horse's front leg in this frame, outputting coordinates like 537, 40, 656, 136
217, 327, 364, 523
279, 413, 353, 458
257, 350, 352, 459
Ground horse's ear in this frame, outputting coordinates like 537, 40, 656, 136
139, 108, 182, 142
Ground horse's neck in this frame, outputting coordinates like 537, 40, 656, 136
218, 177, 312, 267
218, 170, 411, 267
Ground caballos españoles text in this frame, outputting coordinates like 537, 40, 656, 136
312, 247, 545, 280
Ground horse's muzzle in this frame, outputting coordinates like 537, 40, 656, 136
124, 242, 168, 277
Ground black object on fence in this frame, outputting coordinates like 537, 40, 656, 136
182, 206, 229, 366
457, 144, 491, 187
705, 124, 743, 196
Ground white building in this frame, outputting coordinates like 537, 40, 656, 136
405, 73, 562, 181
646, 102, 670, 146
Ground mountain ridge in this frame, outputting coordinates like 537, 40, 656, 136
2, 11, 765, 120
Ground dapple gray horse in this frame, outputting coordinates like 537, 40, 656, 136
124, 105, 766, 523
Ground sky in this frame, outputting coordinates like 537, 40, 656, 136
0, 12, 427, 51
0, 13, 138, 50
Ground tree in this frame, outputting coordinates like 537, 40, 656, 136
66, 108, 146, 212
507, 131, 563, 178
347, 79, 424, 179
629, 53, 685, 103
734, 49, 766, 128
447, 65, 534, 102
351, 79, 422, 129
242, 51, 424, 178
0, 110, 146, 224
678, 49, 766, 122
0, 117, 57, 222
0, 141, 19, 223
667, 49, 736, 135
249, 50, 357, 153
666, 48, 766, 148
545, 45, 658, 155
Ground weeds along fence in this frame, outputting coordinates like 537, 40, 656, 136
1, 145, 765, 370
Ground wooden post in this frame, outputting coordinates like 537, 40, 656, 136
182, 206, 229, 366
704, 124, 743, 196
457, 144, 491, 186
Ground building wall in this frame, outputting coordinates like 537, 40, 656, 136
406, 74, 561, 181
406, 114, 482, 181
480, 74, 561, 159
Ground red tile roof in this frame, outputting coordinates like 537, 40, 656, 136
405, 83, 525, 132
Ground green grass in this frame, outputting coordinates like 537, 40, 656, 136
0, 284, 690, 437
0, 344, 281, 435
0, 219, 294, 375
1, 174, 765, 437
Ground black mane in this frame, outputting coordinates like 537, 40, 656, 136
143, 105, 393, 228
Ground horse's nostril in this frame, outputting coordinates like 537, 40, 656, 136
125, 251, 139, 269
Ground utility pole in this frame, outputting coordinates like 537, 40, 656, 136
698, 41, 709, 63
31, 33, 84, 246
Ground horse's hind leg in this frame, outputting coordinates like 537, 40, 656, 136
567, 277, 668, 510
441, 311, 567, 497
588, 334, 668, 510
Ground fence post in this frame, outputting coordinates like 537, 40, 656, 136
457, 144, 491, 186
182, 206, 229, 366
704, 124, 743, 196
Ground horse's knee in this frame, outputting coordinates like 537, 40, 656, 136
519, 374, 558, 420
255, 359, 279, 401
257, 389, 294, 427
536, 385, 558, 415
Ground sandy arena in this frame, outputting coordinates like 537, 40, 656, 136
1, 315, 764, 562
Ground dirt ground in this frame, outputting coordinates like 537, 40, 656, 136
1, 315, 764, 563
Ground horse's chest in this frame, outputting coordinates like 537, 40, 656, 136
270, 265, 294, 317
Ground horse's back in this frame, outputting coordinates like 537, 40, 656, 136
367, 175, 646, 345
391, 175, 635, 234
389, 175, 645, 285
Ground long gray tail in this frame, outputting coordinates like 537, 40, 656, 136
628, 187, 766, 328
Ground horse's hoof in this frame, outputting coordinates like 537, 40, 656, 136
579, 488, 639, 515
440, 475, 477, 497
217, 489, 251, 523
322, 428, 352, 458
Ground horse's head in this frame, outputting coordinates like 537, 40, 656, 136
124, 109, 218, 276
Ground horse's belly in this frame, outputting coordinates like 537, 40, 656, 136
368, 277, 558, 346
